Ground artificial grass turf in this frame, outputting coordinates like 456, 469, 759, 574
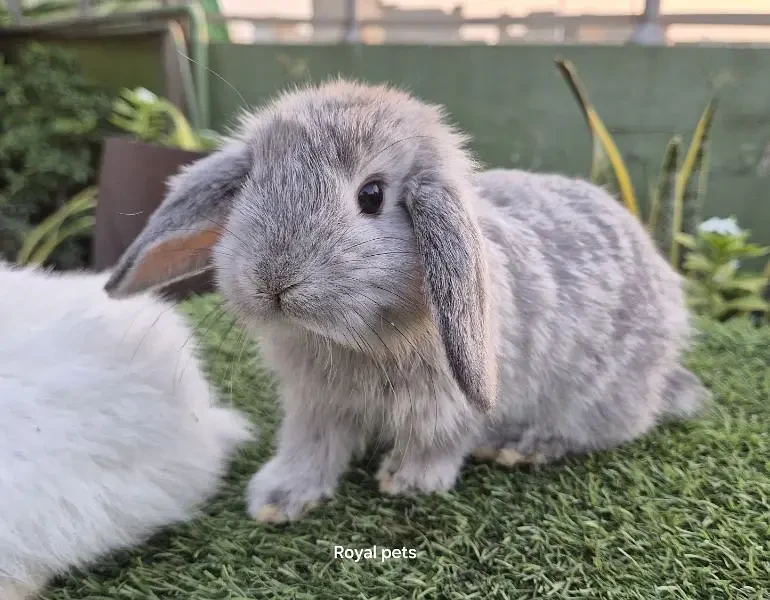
44, 294, 770, 600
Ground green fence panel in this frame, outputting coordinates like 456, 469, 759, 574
206, 43, 770, 249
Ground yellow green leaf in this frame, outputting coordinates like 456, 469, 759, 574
722, 297, 770, 314
674, 233, 697, 250
554, 57, 639, 217
729, 277, 770, 293
670, 96, 718, 268
17, 187, 97, 265
648, 136, 680, 246
28, 216, 96, 266
710, 292, 729, 319
712, 261, 737, 284
683, 253, 714, 273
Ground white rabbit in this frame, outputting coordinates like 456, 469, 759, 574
103, 79, 707, 524
0, 261, 253, 599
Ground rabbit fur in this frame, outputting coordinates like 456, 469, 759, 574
0, 262, 253, 599
103, 79, 707, 524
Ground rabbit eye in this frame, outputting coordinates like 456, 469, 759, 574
357, 181, 384, 215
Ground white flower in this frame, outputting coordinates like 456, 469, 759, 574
133, 87, 158, 103
698, 216, 743, 237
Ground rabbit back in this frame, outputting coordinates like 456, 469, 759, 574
473, 169, 704, 457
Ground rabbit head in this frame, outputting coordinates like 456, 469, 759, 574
105, 79, 497, 411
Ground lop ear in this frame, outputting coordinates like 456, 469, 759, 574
404, 169, 498, 412
103, 140, 252, 298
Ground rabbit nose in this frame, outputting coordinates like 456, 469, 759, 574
254, 260, 293, 288
274, 283, 296, 301
251, 253, 303, 299
267, 282, 299, 313
258, 278, 293, 296
255, 267, 297, 298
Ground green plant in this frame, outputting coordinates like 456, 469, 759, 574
555, 58, 717, 269
0, 43, 112, 269
16, 186, 97, 266
554, 58, 639, 217
110, 87, 219, 151
677, 217, 770, 322
751, 259, 770, 327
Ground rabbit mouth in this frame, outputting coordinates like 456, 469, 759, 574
252, 292, 389, 349
250, 289, 301, 320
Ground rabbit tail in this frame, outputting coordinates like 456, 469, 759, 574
661, 365, 709, 420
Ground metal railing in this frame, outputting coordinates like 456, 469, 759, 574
5, 1, 770, 46
211, 11, 770, 46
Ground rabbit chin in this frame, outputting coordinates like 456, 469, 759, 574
278, 305, 390, 350
233, 292, 415, 356
222, 287, 352, 345
217, 267, 428, 355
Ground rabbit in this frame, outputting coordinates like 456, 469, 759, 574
0, 261, 253, 599
102, 78, 708, 524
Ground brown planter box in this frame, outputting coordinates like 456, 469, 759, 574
92, 136, 216, 301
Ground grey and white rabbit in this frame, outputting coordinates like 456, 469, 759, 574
0, 262, 253, 599
104, 79, 707, 523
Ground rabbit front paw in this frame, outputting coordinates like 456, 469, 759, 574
376, 451, 463, 497
247, 459, 331, 523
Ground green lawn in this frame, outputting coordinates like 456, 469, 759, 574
45, 295, 770, 600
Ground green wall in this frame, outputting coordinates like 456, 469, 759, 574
208, 43, 770, 249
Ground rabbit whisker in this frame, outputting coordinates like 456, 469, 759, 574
343, 291, 437, 459
115, 294, 174, 345
329, 299, 377, 436
347, 277, 423, 316
346, 303, 402, 465
331, 299, 367, 358
174, 301, 229, 388
331, 219, 357, 249
399, 402, 416, 476
356, 251, 421, 258
129, 302, 178, 365
385, 319, 441, 452
353, 305, 420, 468
211, 315, 242, 391
201, 216, 254, 254
227, 329, 251, 407
340, 235, 413, 254
348, 264, 417, 273
341, 287, 415, 362
177, 50, 249, 112
348, 266, 418, 278
141, 244, 241, 260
